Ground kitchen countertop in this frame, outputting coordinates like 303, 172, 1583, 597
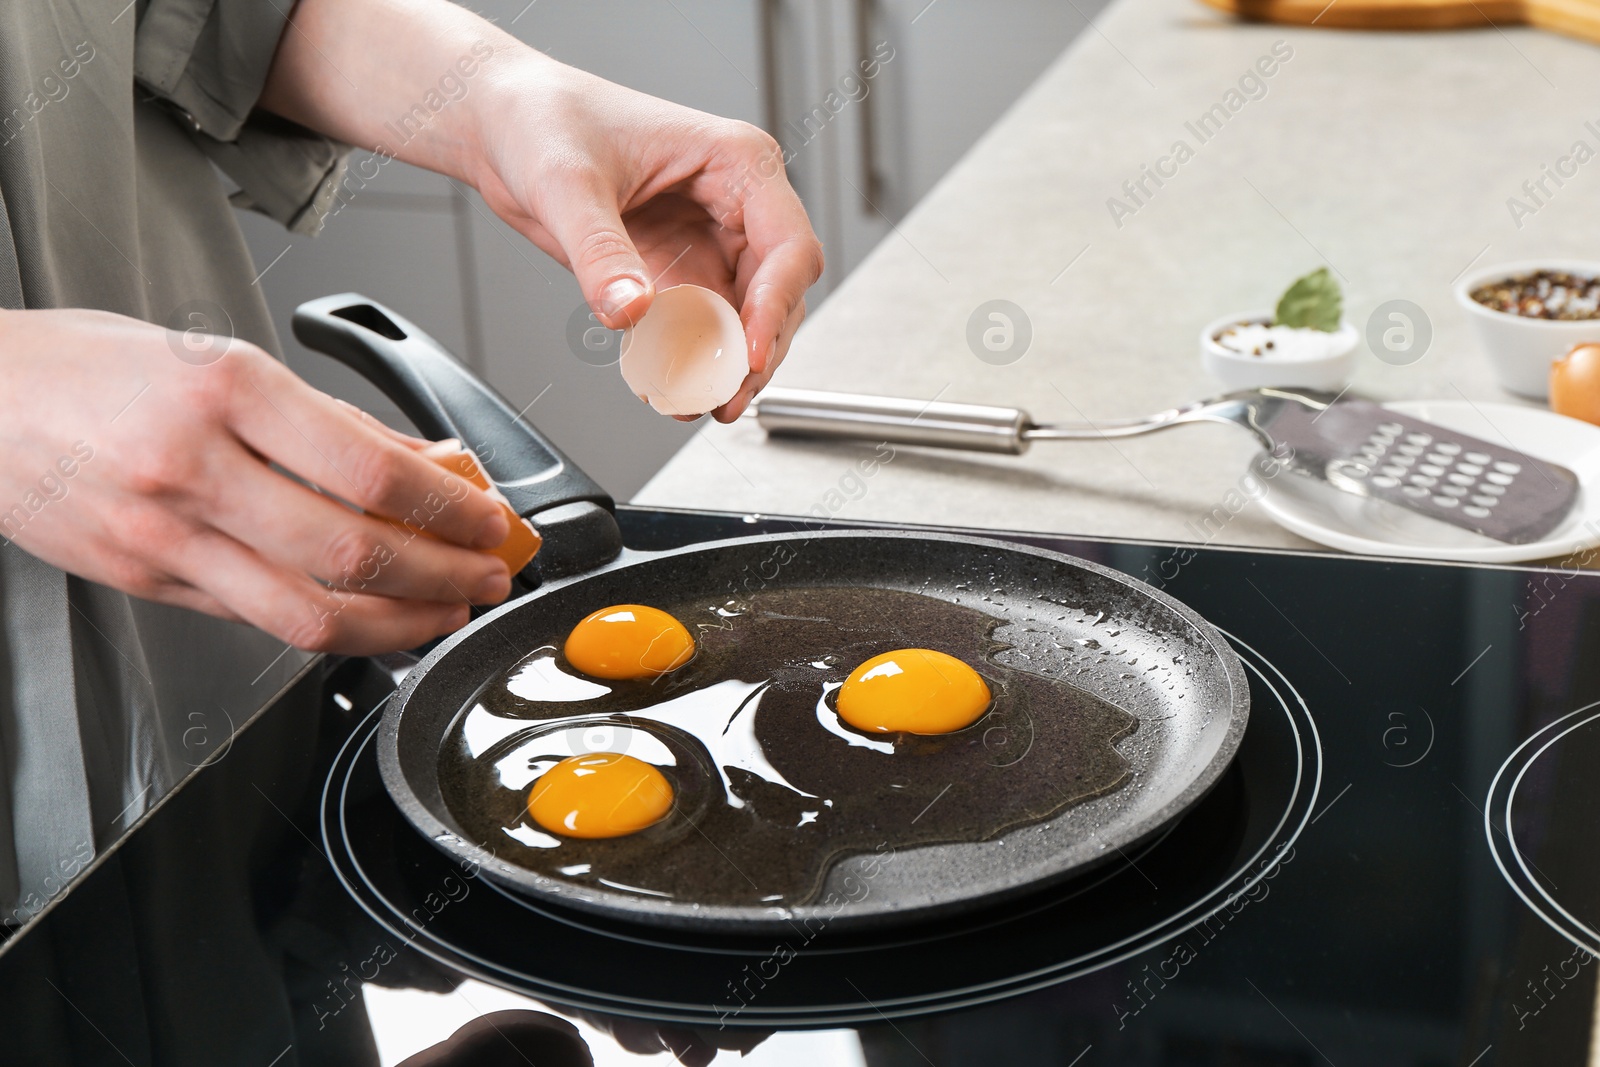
634, 0, 1600, 551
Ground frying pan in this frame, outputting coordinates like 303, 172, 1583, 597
293, 294, 1251, 934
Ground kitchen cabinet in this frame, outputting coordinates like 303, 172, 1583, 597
240, 0, 1093, 497
774, 0, 1105, 292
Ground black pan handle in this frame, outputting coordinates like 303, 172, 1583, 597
291, 293, 622, 582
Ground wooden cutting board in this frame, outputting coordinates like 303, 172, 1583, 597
1199, 0, 1600, 45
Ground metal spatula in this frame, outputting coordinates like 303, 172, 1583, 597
747, 386, 1581, 545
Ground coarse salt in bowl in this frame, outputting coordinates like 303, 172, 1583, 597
1199, 309, 1358, 392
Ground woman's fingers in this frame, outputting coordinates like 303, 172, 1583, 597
730, 175, 823, 377
166, 527, 472, 655
737, 239, 822, 378
624, 193, 738, 301
712, 297, 804, 422
225, 354, 510, 550
203, 445, 511, 605
331, 397, 439, 451
542, 175, 656, 330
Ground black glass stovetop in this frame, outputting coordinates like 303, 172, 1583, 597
3, 505, 1599, 1066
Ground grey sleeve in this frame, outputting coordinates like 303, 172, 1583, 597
133, 0, 349, 235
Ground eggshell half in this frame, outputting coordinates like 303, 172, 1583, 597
619, 284, 748, 416
383, 440, 542, 576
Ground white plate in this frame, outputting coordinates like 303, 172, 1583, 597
1254, 400, 1600, 563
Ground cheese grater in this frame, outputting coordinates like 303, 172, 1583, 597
748, 386, 1582, 545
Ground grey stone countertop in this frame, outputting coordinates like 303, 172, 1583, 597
633, 0, 1600, 556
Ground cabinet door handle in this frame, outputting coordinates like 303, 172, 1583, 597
855, 0, 886, 208
760, 0, 783, 140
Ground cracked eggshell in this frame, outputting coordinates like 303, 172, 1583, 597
619, 284, 748, 416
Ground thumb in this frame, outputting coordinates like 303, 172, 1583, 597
549, 184, 654, 330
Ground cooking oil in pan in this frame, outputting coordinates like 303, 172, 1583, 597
437, 587, 1137, 907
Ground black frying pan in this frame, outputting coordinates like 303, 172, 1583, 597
293, 294, 1250, 934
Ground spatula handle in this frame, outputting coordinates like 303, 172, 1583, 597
753, 388, 1034, 454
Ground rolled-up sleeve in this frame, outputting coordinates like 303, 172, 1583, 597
133, 0, 348, 235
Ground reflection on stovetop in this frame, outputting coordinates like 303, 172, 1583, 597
1, 505, 1599, 1066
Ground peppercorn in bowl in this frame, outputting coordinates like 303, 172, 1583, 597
1456, 260, 1600, 399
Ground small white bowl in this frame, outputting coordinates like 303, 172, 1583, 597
1454, 259, 1600, 400
1199, 310, 1358, 392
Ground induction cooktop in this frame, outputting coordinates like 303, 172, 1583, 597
2, 506, 1598, 1067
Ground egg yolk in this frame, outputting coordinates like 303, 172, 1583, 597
837, 648, 992, 735
564, 605, 695, 679
527, 753, 674, 838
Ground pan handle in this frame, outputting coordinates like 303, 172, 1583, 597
291, 293, 622, 582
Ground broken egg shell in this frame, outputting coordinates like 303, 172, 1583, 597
396, 440, 542, 575
619, 284, 748, 416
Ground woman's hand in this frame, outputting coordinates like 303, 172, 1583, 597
259, 0, 824, 423
0, 308, 515, 654
465, 61, 824, 422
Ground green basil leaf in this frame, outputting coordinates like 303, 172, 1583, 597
1273, 267, 1342, 332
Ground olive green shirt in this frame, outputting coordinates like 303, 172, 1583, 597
0, 0, 348, 923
